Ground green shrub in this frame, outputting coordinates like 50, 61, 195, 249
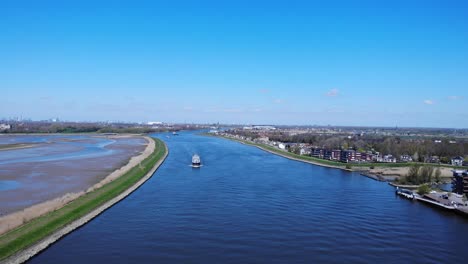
417, 184, 431, 195
434, 167, 441, 183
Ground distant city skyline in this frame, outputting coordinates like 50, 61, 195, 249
2, 1, 467, 128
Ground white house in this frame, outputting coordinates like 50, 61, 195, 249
278, 143, 286, 150
451, 156, 464, 166
400, 154, 413, 162
0, 124, 10, 131
300, 147, 311, 156
377, 154, 396, 163
147, 121, 162, 125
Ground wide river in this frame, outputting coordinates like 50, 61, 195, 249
29, 131, 468, 263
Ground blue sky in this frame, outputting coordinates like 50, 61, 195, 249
1, 0, 467, 127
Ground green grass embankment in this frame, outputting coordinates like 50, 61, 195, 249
0, 137, 167, 261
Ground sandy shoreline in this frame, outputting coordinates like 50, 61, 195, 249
0, 143, 39, 151
368, 166, 454, 178
0, 135, 152, 236
0, 134, 147, 216
1, 138, 168, 264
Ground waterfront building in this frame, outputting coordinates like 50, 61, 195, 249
360, 152, 374, 162
331, 150, 341, 161
311, 148, 324, 159
324, 150, 332, 160
363, 151, 378, 162
452, 170, 468, 195
340, 150, 358, 163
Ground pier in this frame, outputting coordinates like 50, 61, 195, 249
414, 195, 455, 210
395, 188, 468, 216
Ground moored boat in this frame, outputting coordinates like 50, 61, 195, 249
395, 187, 415, 200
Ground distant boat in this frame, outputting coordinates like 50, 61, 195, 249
191, 154, 201, 168
172, 131, 179, 135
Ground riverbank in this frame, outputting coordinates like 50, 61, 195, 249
0, 137, 168, 263
0, 134, 148, 217
208, 134, 348, 169
209, 134, 388, 175
209, 134, 457, 179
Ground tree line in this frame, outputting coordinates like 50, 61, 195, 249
229, 130, 468, 162
395, 165, 442, 185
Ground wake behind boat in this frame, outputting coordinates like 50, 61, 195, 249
191, 154, 201, 168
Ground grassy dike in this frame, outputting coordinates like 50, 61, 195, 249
210, 134, 348, 168
208, 134, 461, 169
0, 137, 167, 261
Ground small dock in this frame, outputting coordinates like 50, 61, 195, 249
394, 187, 468, 216
414, 195, 455, 210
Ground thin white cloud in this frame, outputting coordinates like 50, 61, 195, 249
203, 107, 243, 113
39, 96, 53, 101
223, 108, 243, 113
123, 95, 137, 102
326, 105, 344, 113
273, 99, 283, 104
448, 95, 463, 100
326, 88, 339, 97
423, 99, 434, 105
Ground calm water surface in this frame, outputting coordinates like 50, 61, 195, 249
29, 132, 468, 263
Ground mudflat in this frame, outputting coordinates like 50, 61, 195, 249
0, 134, 147, 216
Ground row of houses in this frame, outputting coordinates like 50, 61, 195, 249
251, 137, 404, 164
306, 147, 466, 165
307, 147, 397, 163
423, 156, 465, 166
224, 133, 466, 166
